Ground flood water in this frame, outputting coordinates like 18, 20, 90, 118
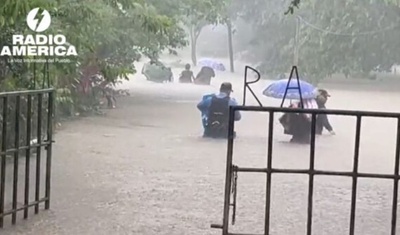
1, 59, 400, 235
118, 60, 400, 235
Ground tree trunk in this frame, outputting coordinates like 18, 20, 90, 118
190, 35, 197, 66
190, 24, 203, 66
190, 25, 198, 66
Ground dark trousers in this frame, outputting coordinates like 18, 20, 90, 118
316, 114, 332, 134
289, 114, 311, 144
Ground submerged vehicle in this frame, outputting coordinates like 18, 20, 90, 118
141, 60, 173, 83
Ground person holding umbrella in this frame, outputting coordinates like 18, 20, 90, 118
315, 89, 335, 135
279, 98, 318, 144
194, 58, 225, 85
194, 66, 216, 85
263, 76, 318, 144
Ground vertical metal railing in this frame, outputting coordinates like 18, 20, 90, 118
306, 114, 316, 235
0, 97, 8, 228
45, 91, 53, 210
23, 95, 32, 219
211, 106, 400, 235
264, 111, 274, 235
11, 96, 20, 224
391, 118, 400, 235
0, 89, 54, 228
35, 93, 43, 215
349, 116, 362, 235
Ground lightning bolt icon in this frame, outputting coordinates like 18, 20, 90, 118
32, 8, 45, 31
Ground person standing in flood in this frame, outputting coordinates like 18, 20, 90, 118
315, 89, 335, 135
279, 99, 318, 144
194, 66, 215, 85
197, 82, 241, 138
179, 64, 195, 83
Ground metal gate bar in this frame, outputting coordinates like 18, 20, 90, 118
0, 88, 54, 228
211, 105, 400, 235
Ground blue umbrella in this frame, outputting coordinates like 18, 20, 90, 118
262, 78, 316, 100
198, 58, 226, 71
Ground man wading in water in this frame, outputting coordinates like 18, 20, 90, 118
316, 89, 335, 135
197, 82, 241, 138
179, 63, 195, 83
194, 66, 215, 85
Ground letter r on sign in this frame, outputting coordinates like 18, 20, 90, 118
13, 35, 24, 45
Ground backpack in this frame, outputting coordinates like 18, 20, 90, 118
205, 95, 230, 138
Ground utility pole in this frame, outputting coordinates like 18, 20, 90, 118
293, 15, 300, 66
227, 20, 235, 73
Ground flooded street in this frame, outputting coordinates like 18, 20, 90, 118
2, 0, 400, 233
2, 64, 400, 235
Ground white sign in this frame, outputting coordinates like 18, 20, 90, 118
27, 7, 51, 32
0, 7, 78, 59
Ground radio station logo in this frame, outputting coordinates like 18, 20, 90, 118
0, 7, 78, 62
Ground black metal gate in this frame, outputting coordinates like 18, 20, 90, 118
211, 66, 400, 234
211, 106, 400, 235
0, 88, 54, 228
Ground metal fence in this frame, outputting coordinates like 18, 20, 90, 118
211, 105, 400, 235
0, 88, 54, 228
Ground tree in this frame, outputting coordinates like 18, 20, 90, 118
0, 0, 180, 87
286, 0, 301, 14
181, 0, 230, 65
232, 0, 297, 75
0, 0, 188, 118
287, 0, 400, 14
295, 0, 400, 82
233, 0, 400, 84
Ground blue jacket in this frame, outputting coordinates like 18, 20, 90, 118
197, 93, 241, 128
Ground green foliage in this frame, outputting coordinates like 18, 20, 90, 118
234, 0, 400, 84
286, 0, 301, 15
182, 0, 230, 24
178, 0, 230, 65
285, 0, 400, 15
0, 0, 190, 117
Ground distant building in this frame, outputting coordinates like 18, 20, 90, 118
391, 64, 400, 75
